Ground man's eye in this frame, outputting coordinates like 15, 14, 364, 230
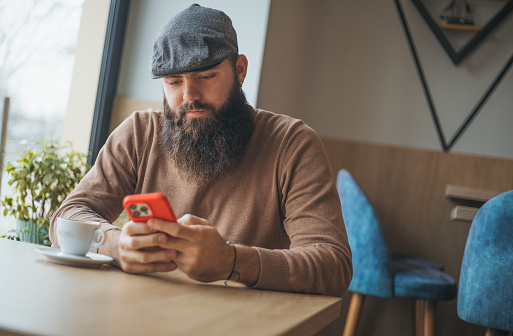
167, 80, 181, 86
199, 74, 215, 80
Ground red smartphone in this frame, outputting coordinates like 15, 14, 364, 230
122, 193, 177, 222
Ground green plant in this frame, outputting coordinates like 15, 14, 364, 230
1, 137, 91, 244
0, 229, 20, 242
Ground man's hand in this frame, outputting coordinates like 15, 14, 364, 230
147, 214, 261, 285
106, 221, 178, 273
99, 214, 260, 285
145, 214, 233, 282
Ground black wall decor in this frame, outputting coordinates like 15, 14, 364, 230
394, 0, 513, 152
412, 0, 513, 65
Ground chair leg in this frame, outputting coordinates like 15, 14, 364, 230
415, 300, 435, 336
415, 300, 424, 336
422, 300, 435, 336
485, 328, 510, 336
343, 293, 365, 336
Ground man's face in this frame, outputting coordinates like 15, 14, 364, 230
161, 57, 243, 119
159, 55, 255, 184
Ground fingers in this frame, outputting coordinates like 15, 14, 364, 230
146, 214, 209, 240
117, 215, 226, 280
178, 214, 211, 226
121, 220, 173, 250
120, 231, 168, 250
120, 259, 178, 274
116, 242, 178, 273
145, 216, 235, 282
117, 222, 178, 274
120, 247, 175, 265
123, 221, 157, 236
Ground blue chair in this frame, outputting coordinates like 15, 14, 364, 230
458, 190, 513, 335
337, 169, 457, 336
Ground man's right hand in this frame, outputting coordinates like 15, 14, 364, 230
101, 221, 178, 273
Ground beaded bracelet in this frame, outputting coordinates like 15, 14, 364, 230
225, 241, 240, 285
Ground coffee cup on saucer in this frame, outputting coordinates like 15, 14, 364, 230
56, 217, 105, 256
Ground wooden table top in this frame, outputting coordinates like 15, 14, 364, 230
0, 239, 341, 336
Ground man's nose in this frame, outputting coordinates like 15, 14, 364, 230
182, 80, 201, 102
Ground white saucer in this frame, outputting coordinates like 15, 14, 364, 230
35, 247, 113, 268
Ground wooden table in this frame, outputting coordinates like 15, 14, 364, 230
0, 239, 341, 336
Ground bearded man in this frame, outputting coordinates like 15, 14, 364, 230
50, 4, 352, 297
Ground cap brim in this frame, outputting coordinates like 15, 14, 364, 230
151, 60, 225, 79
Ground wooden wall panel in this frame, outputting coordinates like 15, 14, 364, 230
110, 96, 163, 133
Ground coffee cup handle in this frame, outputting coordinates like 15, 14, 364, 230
91, 228, 105, 249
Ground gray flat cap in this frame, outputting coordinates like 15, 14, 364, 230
151, 4, 238, 78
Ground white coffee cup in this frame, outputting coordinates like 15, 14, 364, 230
56, 217, 105, 256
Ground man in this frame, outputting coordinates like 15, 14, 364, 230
50, 4, 352, 297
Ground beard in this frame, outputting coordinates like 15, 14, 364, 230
160, 79, 255, 184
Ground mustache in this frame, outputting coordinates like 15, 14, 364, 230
177, 100, 216, 116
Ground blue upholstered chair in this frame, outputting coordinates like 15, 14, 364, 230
337, 169, 457, 336
458, 190, 513, 336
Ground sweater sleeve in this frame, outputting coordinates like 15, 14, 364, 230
49, 112, 143, 246
252, 122, 352, 298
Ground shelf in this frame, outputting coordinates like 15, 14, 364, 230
445, 185, 501, 202
450, 205, 479, 221
438, 23, 482, 31
446, 185, 503, 222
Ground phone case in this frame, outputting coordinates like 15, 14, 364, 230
122, 193, 177, 222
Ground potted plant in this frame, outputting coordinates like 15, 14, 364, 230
1, 137, 91, 246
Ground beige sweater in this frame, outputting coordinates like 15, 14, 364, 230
50, 109, 352, 297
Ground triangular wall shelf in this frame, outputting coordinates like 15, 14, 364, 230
394, 0, 513, 151
411, 0, 513, 65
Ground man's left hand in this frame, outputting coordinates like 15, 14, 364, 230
147, 214, 234, 282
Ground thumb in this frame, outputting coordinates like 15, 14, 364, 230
178, 214, 211, 226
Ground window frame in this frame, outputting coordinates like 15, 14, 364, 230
88, 0, 130, 165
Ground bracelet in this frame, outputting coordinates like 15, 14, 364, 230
224, 241, 240, 285
105, 227, 122, 233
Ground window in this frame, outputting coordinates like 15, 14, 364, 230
0, 0, 85, 235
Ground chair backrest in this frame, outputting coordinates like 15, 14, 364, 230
457, 190, 513, 332
337, 169, 393, 297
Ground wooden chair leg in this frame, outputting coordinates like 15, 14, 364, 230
422, 300, 435, 336
343, 293, 365, 336
485, 328, 510, 336
415, 300, 424, 336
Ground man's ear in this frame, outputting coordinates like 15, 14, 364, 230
235, 54, 248, 84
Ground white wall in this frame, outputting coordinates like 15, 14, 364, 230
258, 0, 513, 159
116, 0, 271, 107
